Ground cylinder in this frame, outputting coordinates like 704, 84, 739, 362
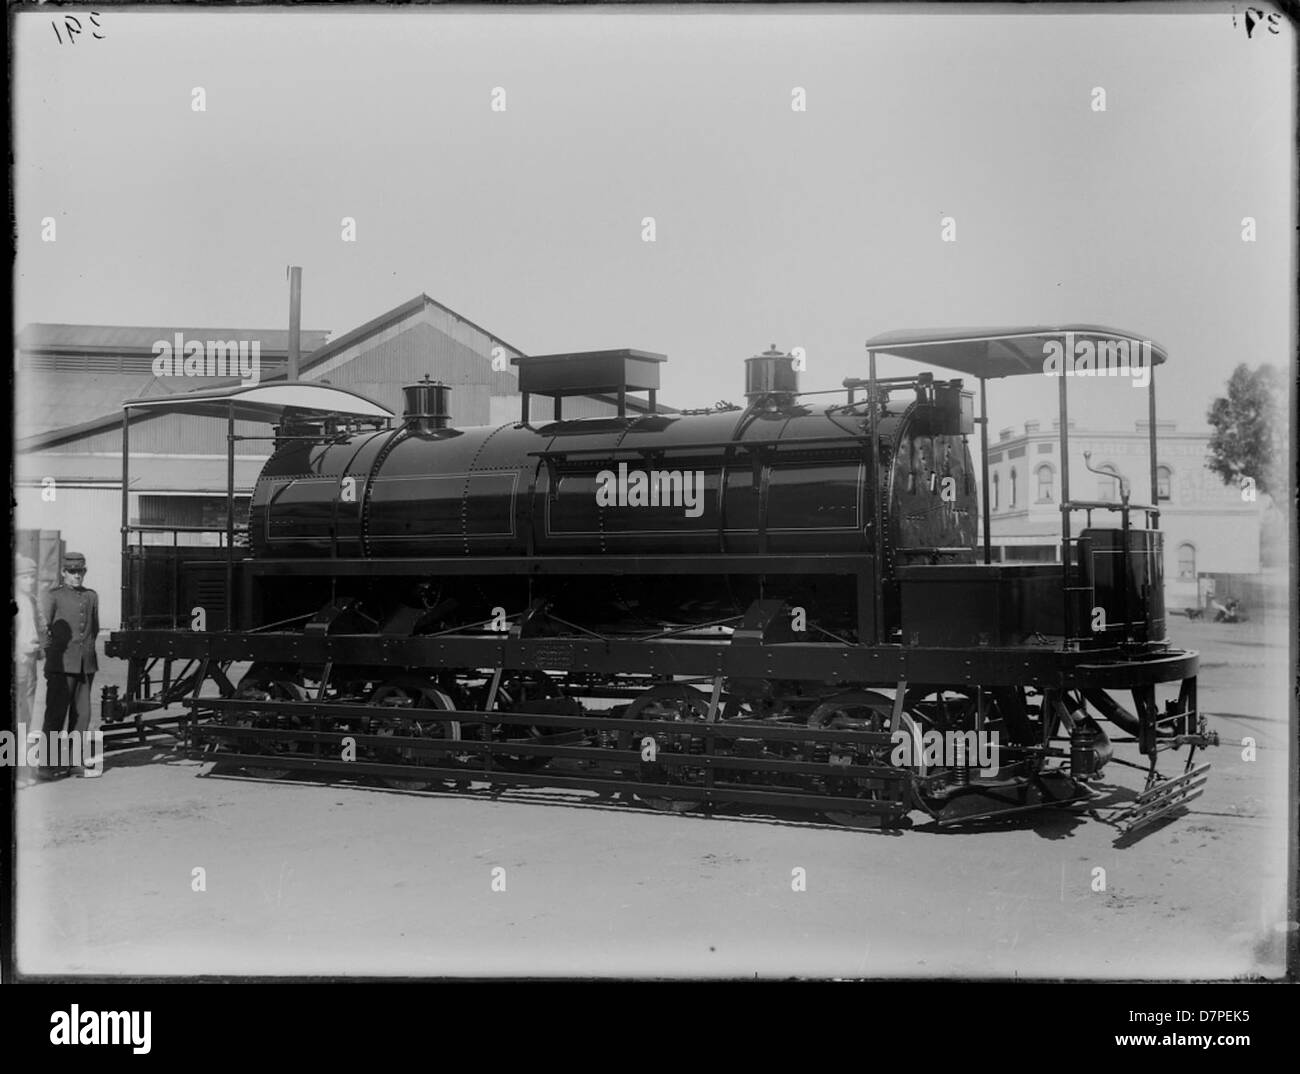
1069, 716, 1113, 778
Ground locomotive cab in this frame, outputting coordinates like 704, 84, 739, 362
867, 326, 1174, 654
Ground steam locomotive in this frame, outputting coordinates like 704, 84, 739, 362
106, 328, 1217, 831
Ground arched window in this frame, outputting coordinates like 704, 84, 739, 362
1009, 467, 1017, 507
1036, 464, 1054, 503
1097, 464, 1121, 503
1157, 465, 1172, 502
1177, 542, 1196, 581
992, 471, 1000, 510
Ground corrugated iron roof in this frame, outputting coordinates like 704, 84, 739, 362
16, 372, 159, 441
15, 370, 251, 442
17, 323, 331, 355
300, 294, 526, 373
18, 296, 677, 452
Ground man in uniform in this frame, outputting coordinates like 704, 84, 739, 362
42, 551, 100, 777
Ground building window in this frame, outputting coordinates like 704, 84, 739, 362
992, 472, 999, 510
1177, 542, 1196, 581
1157, 465, 1172, 502
1009, 468, 1017, 507
1096, 465, 1121, 503
1036, 464, 1054, 503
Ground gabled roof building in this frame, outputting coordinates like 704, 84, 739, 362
16, 294, 669, 627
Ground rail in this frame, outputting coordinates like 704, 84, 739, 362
527, 433, 870, 460
126, 524, 248, 541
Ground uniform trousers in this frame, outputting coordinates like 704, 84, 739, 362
43, 671, 94, 737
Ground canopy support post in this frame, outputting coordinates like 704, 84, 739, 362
1147, 360, 1160, 524
121, 407, 131, 629
1058, 354, 1072, 642
226, 402, 235, 631
868, 348, 884, 644
979, 377, 991, 565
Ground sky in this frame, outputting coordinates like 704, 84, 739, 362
13, 4, 1296, 437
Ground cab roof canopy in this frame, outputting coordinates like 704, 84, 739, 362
865, 325, 1168, 380
122, 381, 393, 423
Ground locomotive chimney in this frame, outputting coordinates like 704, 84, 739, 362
744, 344, 798, 407
402, 375, 452, 433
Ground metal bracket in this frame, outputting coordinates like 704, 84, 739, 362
705, 676, 724, 722
305, 597, 364, 637
888, 680, 908, 735
732, 599, 792, 646
509, 598, 552, 640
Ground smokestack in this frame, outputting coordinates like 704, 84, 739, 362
744, 344, 798, 407
402, 376, 452, 434
287, 265, 302, 381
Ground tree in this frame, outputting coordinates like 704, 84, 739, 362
1205, 363, 1288, 503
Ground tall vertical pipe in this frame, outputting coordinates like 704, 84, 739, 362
287, 265, 302, 381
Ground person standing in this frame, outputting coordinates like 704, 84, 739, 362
15, 555, 46, 783
41, 551, 99, 778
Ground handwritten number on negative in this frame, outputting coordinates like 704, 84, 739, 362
52, 13, 105, 45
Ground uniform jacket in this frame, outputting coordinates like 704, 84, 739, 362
42, 584, 99, 675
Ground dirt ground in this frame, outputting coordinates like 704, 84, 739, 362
13, 615, 1293, 979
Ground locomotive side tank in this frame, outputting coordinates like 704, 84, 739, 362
248, 350, 978, 635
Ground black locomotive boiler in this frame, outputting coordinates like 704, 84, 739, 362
248, 347, 978, 644
107, 327, 1217, 832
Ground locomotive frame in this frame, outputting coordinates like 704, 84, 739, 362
104, 326, 1217, 833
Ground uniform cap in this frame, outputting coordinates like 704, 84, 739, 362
63, 552, 87, 569
16, 554, 36, 575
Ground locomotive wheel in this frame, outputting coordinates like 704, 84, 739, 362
805, 691, 912, 829
228, 678, 308, 779
904, 685, 1031, 781
492, 671, 564, 774
370, 678, 461, 791
622, 683, 710, 813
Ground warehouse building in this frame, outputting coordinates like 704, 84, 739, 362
16, 295, 665, 628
